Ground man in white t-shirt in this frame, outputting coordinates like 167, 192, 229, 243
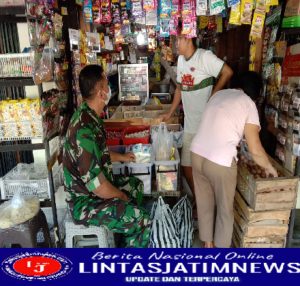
161, 34, 233, 193
190, 72, 278, 248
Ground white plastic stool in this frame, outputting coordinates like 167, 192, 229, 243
65, 219, 115, 248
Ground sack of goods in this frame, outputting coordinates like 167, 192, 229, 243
0, 192, 40, 229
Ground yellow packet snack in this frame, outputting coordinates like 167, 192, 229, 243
199, 16, 209, 29
241, 0, 254, 25
229, 3, 241, 25
217, 16, 223, 33
250, 9, 266, 40
266, 0, 278, 6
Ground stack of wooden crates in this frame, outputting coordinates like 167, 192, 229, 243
233, 158, 299, 248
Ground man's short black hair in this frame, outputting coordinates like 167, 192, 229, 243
79, 64, 104, 99
232, 71, 262, 101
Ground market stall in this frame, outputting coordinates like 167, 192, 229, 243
0, 0, 299, 249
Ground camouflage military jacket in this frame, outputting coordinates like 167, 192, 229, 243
63, 102, 114, 200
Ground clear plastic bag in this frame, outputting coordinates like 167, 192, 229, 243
153, 122, 173, 161
33, 47, 53, 84
0, 190, 40, 229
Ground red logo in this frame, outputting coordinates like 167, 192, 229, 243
1, 252, 73, 281
13, 256, 61, 277
181, 74, 195, 86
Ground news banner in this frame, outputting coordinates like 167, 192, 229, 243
0, 248, 300, 285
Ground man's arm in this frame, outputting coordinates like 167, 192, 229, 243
160, 84, 182, 121
110, 151, 135, 162
93, 179, 128, 201
244, 123, 278, 177
211, 63, 233, 95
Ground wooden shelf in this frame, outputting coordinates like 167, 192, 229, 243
281, 28, 300, 35
0, 142, 45, 152
0, 77, 35, 87
0, 6, 26, 16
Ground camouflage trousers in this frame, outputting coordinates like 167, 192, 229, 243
70, 176, 150, 248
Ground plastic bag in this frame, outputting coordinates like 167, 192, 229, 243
33, 47, 53, 84
172, 195, 194, 247
149, 196, 181, 248
153, 122, 173, 161
0, 191, 40, 229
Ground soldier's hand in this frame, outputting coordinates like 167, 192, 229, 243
120, 193, 129, 202
122, 152, 136, 163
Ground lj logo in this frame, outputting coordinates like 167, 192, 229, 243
1, 252, 73, 281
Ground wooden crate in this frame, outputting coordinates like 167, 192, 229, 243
237, 158, 298, 211
232, 227, 286, 248
233, 191, 289, 248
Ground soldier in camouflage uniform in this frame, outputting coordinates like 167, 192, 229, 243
63, 65, 150, 248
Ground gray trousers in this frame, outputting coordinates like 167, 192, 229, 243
191, 153, 237, 247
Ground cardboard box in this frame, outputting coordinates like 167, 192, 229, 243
284, 0, 300, 17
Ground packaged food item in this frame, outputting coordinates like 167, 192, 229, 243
241, 0, 254, 25
210, 0, 226, 15
83, 0, 93, 23
37, 18, 52, 46
229, 2, 241, 25
52, 13, 63, 41
101, 0, 112, 23
196, 0, 208, 16
250, 9, 266, 39
143, 0, 157, 11
92, 0, 101, 23
130, 144, 152, 163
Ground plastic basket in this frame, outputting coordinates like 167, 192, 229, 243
122, 125, 150, 145
108, 145, 126, 175
105, 127, 124, 146
125, 144, 154, 195
0, 163, 61, 200
154, 148, 180, 193
151, 124, 183, 148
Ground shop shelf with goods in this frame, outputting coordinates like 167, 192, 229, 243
0, 2, 67, 246
0, 77, 63, 247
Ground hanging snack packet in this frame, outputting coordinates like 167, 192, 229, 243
120, 0, 129, 23
53, 13, 63, 41
131, 0, 145, 23
101, 0, 112, 23
169, 17, 179, 35
171, 0, 180, 18
86, 32, 101, 52
210, 0, 226, 15
83, 0, 93, 23
143, 0, 157, 11
112, 0, 121, 24
250, 9, 266, 39
196, 0, 207, 16
241, 0, 254, 25
229, 3, 241, 25
37, 18, 52, 46
160, 0, 172, 18
182, 0, 193, 17
160, 18, 170, 38
227, 0, 240, 7
69, 28, 80, 50
92, 0, 101, 24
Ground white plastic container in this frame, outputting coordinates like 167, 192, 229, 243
125, 144, 154, 195
154, 148, 180, 192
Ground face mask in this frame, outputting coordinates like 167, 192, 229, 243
104, 86, 112, 105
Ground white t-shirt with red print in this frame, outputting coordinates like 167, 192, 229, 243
176, 48, 224, 133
